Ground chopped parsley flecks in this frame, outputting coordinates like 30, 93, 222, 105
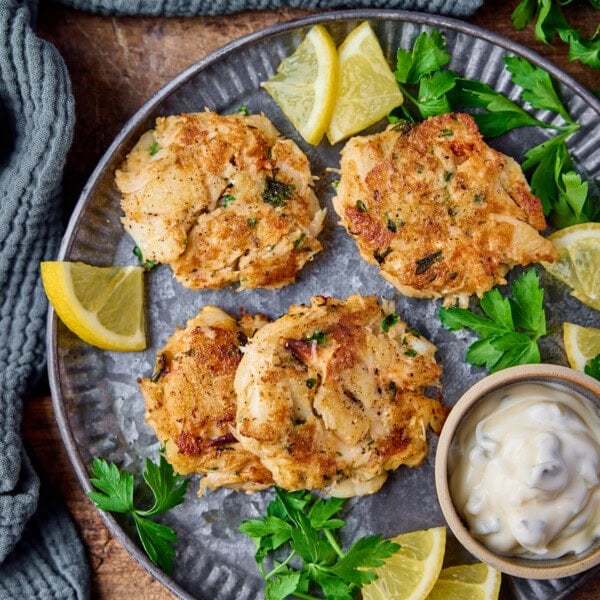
151, 353, 167, 382
415, 250, 442, 275
374, 247, 392, 264
304, 330, 326, 345
294, 233, 306, 248
262, 177, 294, 207
133, 245, 158, 270
381, 312, 400, 332
222, 194, 236, 207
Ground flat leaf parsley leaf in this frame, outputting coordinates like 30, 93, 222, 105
395, 29, 450, 84
239, 488, 399, 599
391, 31, 555, 135
503, 56, 576, 126
447, 77, 549, 137
88, 454, 188, 574
393, 30, 454, 121
585, 354, 600, 381
511, 0, 600, 69
439, 269, 549, 373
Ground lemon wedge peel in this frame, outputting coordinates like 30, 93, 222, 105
427, 563, 502, 600
41, 261, 146, 351
361, 526, 446, 600
563, 322, 600, 372
327, 21, 404, 145
542, 222, 600, 311
261, 24, 338, 146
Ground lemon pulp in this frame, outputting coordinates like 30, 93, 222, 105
261, 24, 338, 145
41, 261, 146, 351
427, 563, 501, 600
327, 21, 403, 145
543, 223, 600, 311
563, 322, 600, 372
361, 526, 446, 600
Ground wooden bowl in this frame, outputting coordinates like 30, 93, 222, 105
435, 364, 600, 579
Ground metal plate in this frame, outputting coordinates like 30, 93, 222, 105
47, 9, 600, 600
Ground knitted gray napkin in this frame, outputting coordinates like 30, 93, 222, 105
0, 0, 481, 598
56, 0, 484, 17
0, 0, 89, 598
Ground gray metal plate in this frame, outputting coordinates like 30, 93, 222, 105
47, 9, 600, 600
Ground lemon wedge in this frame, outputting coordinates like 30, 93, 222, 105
41, 261, 146, 351
327, 21, 403, 145
427, 563, 501, 600
542, 222, 600, 311
563, 322, 600, 372
361, 526, 446, 600
261, 24, 338, 145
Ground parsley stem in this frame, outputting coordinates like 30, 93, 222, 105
264, 549, 296, 580
324, 528, 345, 559
292, 593, 322, 600
398, 86, 420, 110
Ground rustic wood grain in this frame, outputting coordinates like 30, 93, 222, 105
29, 2, 600, 598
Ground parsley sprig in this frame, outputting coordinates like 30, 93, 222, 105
512, 0, 600, 69
503, 56, 597, 227
88, 455, 188, 574
391, 30, 552, 133
390, 30, 598, 227
239, 489, 399, 600
439, 270, 549, 373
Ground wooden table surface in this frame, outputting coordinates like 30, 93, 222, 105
28, 2, 599, 599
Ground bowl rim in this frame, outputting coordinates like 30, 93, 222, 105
435, 363, 600, 579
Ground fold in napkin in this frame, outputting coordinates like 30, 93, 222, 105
0, 0, 482, 598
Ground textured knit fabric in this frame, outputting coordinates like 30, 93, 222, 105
56, 0, 484, 17
0, 0, 481, 598
0, 0, 89, 598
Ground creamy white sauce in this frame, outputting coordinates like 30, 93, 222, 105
449, 382, 600, 558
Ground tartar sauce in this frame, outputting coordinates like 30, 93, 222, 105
449, 382, 600, 558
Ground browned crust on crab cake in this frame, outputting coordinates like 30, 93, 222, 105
234, 295, 447, 497
333, 113, 557, 307
116, 111, 326, 290
140, 305, 273, 495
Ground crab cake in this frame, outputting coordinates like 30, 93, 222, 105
234, 295, 446, 497
116, 111, 326, 290
333, 113, 557, 307
140, 305, 273, 495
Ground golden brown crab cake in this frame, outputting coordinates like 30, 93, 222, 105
116, 110, 326, 290
140, 305, 274, 495
234, 295, 446, 497
333, 113, 557, 307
